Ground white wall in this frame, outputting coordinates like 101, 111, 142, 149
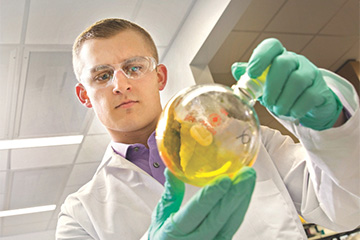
160, 0, 253, 106
160, 0, 231, 106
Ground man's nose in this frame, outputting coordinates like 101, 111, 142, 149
112, 69, 131, 94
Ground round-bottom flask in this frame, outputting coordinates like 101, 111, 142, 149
156, 83, 261, 187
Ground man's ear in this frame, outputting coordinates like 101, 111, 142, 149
156, 64, 167, 91
75, 83, 92, 108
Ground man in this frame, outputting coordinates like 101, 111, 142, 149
56, 18, 359, 239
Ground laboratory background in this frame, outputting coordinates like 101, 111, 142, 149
0, 0, 359, 239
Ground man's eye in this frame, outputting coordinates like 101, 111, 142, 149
123, 65, 143, 75
94, 71, 113, 82
127, 65, 142, 73
132, 66, 141, 72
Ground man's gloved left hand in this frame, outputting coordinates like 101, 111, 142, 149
148, 167, 256, 240
232, 38, 343, 130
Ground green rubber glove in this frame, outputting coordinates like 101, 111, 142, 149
232, 38, 343, 131
148, 167, 256, 240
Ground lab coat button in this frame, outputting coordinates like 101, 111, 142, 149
153, 162, 160, 168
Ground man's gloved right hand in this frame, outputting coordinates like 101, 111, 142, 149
232, 38, 343, 130
148, 167, 256, 240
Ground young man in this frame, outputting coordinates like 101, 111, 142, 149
56, 18, 359, 239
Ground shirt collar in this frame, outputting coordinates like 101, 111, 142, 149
110, 131, 157, 158
111, 141, 130, 158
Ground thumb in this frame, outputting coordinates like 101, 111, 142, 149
231, 62, 248, 81
151, 168, 185, 226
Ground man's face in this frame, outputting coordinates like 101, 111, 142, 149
75, 30, 167, 135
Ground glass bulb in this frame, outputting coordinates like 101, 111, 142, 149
156, 65, 268, 187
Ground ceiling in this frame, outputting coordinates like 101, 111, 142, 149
0, 0, 358, 239
209, 0, 359, 140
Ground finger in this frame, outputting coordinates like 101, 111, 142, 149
247, 38, 285, 78
290, 79, 326, 119
277, 56, 321, 118
171, 175, 232, 234
214, 167, 256, 239
187, 167, 256, 239
151, 168, 185, 225
290, 89, 321, 119
272, 61, 316, 116
231, 62, 247, 81
262, 52, 299, 108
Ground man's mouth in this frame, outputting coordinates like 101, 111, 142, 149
115, 100, 138, 109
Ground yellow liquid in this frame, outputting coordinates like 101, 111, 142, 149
157, 101, 258, 187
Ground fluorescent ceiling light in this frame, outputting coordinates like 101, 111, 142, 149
0, 135, 84, 150
0, 204, 56, 218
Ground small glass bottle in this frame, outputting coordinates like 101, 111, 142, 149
156, 64, 269, 187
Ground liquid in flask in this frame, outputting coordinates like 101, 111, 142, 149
156, 64, 269, 187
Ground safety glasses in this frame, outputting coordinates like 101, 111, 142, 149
81, 56, 157, 89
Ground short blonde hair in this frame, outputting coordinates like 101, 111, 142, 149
72, 18, 158, 81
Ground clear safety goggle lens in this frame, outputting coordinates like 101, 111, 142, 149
81, 56, 157, 88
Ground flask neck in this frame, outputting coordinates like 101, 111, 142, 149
231, 72, 264, 107
231, 65, 270, 106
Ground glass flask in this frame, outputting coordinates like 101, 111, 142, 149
156, 64, 269, 187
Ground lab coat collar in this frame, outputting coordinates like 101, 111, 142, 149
95, 143, 150, 176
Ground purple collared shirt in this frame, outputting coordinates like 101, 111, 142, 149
111, 132, 166, 185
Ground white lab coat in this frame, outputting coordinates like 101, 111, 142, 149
56, 70, 360, 239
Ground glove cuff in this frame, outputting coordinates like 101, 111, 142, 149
319, 89, 343, 130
